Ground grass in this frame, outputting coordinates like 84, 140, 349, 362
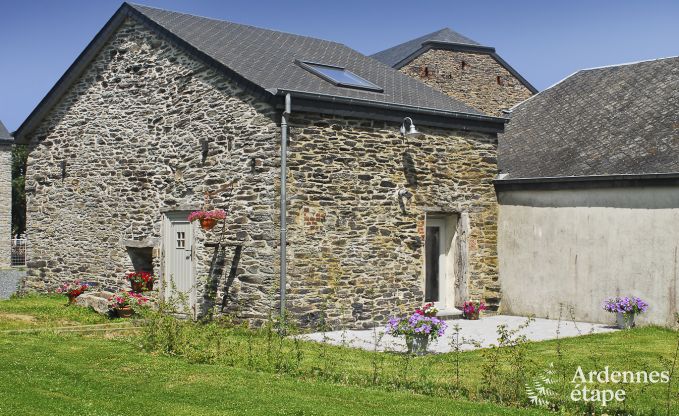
0, 295, 543, 416
0, 294, 111, 330
0, 333, 545, 416
1, 295, 678, 415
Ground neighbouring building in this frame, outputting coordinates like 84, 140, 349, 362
14, 3, 514, 327
371, 28, 537, 116
0, 121, 12, 268
496, 57, 679, 327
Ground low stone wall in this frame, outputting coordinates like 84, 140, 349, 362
0, 269, 26, 299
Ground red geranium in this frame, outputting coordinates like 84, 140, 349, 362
126, 271, 153, 285
56, 280, 89, 298
415, 302, 438, 317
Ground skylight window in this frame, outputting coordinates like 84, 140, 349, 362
297, 60, 383, 92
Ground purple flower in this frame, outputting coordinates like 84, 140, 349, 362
602, 296, 648, 315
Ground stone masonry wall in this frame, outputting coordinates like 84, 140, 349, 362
23, 16, 500, 328
0, 143, 11, 268
286, 113, 499, 328
23, 18, 281, 320
401, 49, 533, 116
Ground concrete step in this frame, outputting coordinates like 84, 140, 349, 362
436, 307, 464, 320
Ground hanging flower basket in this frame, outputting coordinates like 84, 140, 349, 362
188, 209, 226, 231
199, 218, 218, 231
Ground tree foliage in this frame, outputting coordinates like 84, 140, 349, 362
11, 144, 27, 236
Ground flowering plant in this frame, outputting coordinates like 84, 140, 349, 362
108, 291, 149, 309
602, 296, 648, 315
415, 302, 438, 317
462, 300, 486, 318
386, 312, 447, 341
55, 280, 89, 298
126, 271, 154, 285
187, 209, 226, 223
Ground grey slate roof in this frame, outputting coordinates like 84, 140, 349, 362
370, 28, 482, 68
15, 3, 507, 142
498, 56, 679, 180
0, 121, 10, 139
129, 4, 486, 117
0, 120, 12, 143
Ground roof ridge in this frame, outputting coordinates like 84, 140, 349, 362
509, 55, 679, 113
127, 2, 347, 48
578, 54, 679, 72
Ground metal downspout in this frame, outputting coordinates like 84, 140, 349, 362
280, 94, 291, 318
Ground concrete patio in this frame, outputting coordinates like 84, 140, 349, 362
301, 315, 618, 353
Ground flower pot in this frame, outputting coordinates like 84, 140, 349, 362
463, 311, 480, 320
200, 218, 218, 231
130, 281, 145, 293
67, 294, 78, 305
616, 312, 635, 329
116, 307, 134, 318
406, 336, 429, 355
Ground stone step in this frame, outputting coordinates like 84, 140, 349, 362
436, 307, 464, 320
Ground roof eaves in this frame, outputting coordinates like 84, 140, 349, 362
494, 172, 679, 190
270, 88, 507, 133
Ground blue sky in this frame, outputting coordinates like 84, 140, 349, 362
1, 0, 678, 131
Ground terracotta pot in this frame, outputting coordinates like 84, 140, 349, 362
130, 280, 145, 293
116, 307, 134, 318
463, 311, 480, 320
200, 218, 218, 231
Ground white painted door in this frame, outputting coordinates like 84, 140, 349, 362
425, 218, 450, 309
163, 212, 195, 316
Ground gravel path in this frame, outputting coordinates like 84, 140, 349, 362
301, 315, 617, 353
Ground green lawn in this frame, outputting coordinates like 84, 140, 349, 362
1, 295, 678, 415
0, 294, 111, 330
0, 333, 544, 416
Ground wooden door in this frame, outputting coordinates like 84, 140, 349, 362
162, 212, 195, 316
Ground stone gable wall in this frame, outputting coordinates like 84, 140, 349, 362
23, 18, 281, 319
401, 49, 533, 116
0, 143, 11, 268
285, 113, 500, 328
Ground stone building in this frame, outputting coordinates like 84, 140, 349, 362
14, 3, 516, 327
496, 57, 679, 327
0, 121, 12, 268
372, 28, 537, 116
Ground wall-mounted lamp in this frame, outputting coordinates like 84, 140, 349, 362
396, 187, 414, 214
400, 117, 423, 138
